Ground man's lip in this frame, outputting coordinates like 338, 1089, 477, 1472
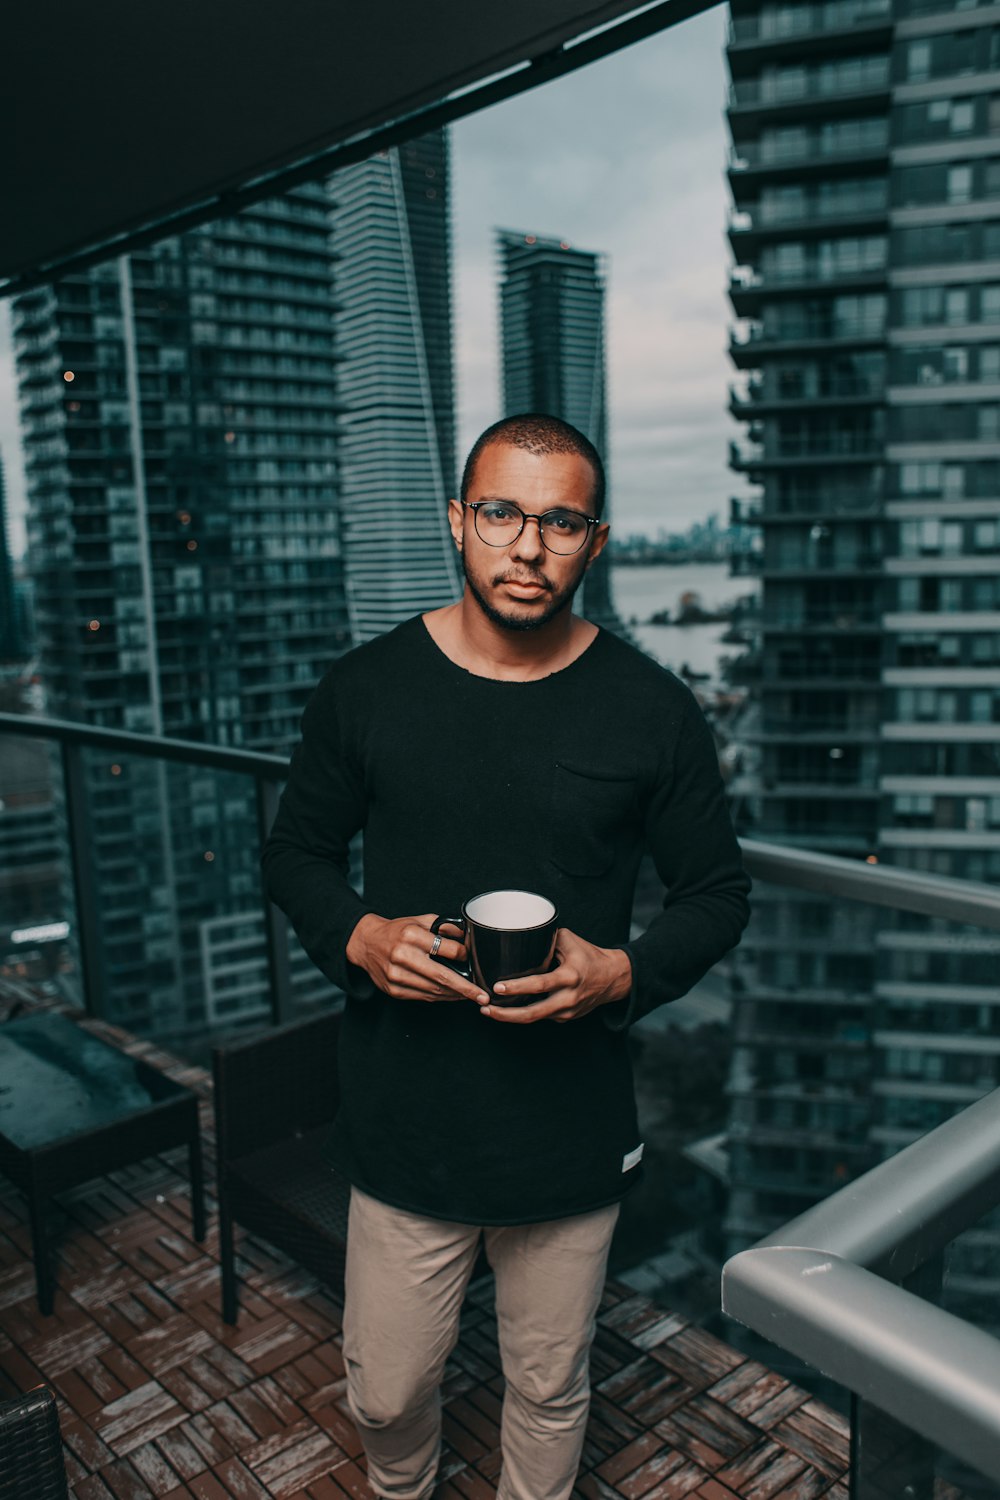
503, 581, 547, 597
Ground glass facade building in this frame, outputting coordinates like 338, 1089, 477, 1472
12, 187, 350, 1043
497, 230, 622, 631
332, 131, 460, 644
725, 0, 1000, 1251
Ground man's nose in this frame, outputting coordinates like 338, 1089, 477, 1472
511, 514, 545, 561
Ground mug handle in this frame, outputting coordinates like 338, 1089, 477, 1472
430, 914, 471, 978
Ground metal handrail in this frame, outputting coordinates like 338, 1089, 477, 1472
722, 1087, 1000, 1481
0, 710, 286, 776
741, 837, 1000, 932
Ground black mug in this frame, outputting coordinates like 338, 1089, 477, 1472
431, 889, 559, 1004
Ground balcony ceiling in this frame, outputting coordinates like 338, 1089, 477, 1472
7, 0, 716, 296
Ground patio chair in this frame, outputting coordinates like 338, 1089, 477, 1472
213, 1009, 349, 1324
0, 1385, 69, 1500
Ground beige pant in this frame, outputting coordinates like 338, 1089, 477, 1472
342, 1187, 619, 1500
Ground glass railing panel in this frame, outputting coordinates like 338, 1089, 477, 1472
72, 747, 340, 1060
0, 731, 79, 1005
850, 1214, 1000, 1499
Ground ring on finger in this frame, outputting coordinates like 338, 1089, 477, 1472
429, 933, 443, 958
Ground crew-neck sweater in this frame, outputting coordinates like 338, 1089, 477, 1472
262, 616, 751, 1224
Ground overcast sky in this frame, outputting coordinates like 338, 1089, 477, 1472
453, 5, 738, 539
1, 5, 739, 558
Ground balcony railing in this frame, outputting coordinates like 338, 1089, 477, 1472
728, 62, 890, 111
730, 318, 886, 349
0, 710, 293, 1030
728, 194, 888, 234
3, 709, 998, 1025
723, 1083, 1000, 1485
727, 0, 890, 46
729, 134, 889, 172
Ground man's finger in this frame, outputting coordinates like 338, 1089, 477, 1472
392, 985, 465, 1002
493, 964, 573, 999
409, 951, 488, 1005
425, 934, 467, 964
484, 991, 575, 1024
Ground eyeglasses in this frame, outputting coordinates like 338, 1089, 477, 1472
462, 500, 599, 556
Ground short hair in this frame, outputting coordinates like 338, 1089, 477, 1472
460, 413, 606, 518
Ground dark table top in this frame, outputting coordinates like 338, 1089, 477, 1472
0, 1013, 191, 1152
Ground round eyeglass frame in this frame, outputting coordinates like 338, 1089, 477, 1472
461, 499, 600, 556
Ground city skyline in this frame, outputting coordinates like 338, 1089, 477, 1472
0, 7, 735, 557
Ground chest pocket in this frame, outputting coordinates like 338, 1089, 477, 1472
548, 762, 639, 878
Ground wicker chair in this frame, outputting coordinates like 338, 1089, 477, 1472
213, 1010, 350, 1324
0, 1385, 68, 1500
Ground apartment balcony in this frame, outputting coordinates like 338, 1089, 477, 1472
729, 264, 886, 318
2, 714, 1000, 1498
730, 437, 884, 473
726, 199, 888, 254
727, 66, 891, 137
741, 718, 882, 742
728, 320, 886, 366
726, 0, 891, 59
727, 138, 890, 195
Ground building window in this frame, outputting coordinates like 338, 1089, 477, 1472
907, 40, 931, 81
981, 286, 1000, 322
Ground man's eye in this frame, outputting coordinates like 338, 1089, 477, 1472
546, 512, 585, 534
481, 504, 519, 523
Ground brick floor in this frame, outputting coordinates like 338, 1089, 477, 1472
0, 994, 849, 1499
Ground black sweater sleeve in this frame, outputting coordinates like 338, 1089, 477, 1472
606, 689, 752, 1030
260, 670, 375, 996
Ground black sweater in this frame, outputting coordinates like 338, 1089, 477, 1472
261, 616, 751, 1223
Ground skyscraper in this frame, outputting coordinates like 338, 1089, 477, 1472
497, 230, 621, 631
332, 131, 460, 643
13, 186, 350, 1040
724, 0, 1000, 1252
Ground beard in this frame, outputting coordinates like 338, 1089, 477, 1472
461, 545, 586, 632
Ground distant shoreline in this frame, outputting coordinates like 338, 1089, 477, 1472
610, 554, 738, 568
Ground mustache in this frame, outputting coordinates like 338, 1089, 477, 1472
492, 570, 554, 591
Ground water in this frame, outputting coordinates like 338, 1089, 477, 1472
611, 561, 754, 683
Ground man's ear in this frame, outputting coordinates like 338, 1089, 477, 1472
447, 498, 464, 551
585, 522, 610, 568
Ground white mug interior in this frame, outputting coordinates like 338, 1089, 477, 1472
465, 889, 556, 931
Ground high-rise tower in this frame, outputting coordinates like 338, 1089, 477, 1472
13, 186, 350, 1041
332, 131, 461, 644
724, 0, 1000, 1253
497, 230, 622, 631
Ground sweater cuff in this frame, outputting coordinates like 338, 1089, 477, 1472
600, 946, 638, 1032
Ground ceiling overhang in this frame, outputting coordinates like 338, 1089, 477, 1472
6, 0, 719, 297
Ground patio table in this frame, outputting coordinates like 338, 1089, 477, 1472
0, 1012, 205, 1313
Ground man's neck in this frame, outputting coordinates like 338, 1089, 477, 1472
423, 596, 598, 682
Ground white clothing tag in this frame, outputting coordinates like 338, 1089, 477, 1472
622, 1143, 644, 1173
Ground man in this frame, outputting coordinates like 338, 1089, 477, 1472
262, 413, 751, 1500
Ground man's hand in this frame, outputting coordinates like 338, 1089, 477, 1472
483, 929, 632, 1024
346, 913, 489, 1005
